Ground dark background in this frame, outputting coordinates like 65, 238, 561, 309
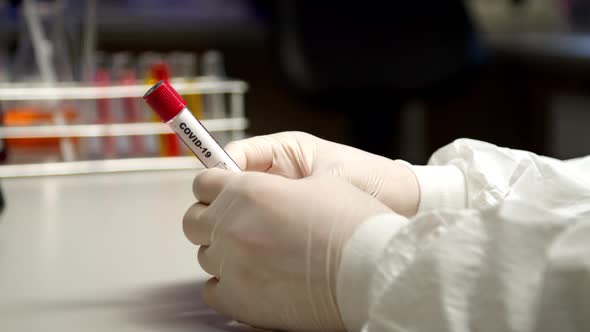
2, 0, 590, 164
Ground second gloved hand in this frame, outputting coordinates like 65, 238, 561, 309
225, 131, 420, 217
183, 168, 393, 332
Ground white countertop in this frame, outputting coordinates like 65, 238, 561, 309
0, 171, 258, 332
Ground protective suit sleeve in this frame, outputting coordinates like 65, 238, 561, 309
336, 213, 409, 332
566, 155, 590, 170
337, 139, 590, 332
360, 206, 590, 332
412, 138, 590, 212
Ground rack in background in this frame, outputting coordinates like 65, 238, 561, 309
0, 1, 250, 178
0, 78, 248, 178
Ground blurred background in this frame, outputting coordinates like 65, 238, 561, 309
1, 2, 590, 329
0, 0, 589, 173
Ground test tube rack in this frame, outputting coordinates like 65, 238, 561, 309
0, 79, 248, 177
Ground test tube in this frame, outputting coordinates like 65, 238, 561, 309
150, 61, 182, 156
94, 68, 115, 159
111, 52, 133, 157
181, 52, 204, 119
201, 50, 229, 146
120, 69, 144, 157
0, 50, 8, 163
137, 52, 162, 156
144, 80, 240, 171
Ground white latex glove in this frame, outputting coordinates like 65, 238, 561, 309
183, 168, 393, 332
225, 131, 420, 217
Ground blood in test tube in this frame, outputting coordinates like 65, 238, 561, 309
94, 69, 115, 158
120, 70, 144, 156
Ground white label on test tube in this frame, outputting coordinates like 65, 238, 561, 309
143, 80, 241, 171
168, 107, 240, 171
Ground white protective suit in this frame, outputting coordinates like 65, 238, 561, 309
337, 138, 590, 332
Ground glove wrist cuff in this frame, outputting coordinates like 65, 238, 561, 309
412, 165, 467, 213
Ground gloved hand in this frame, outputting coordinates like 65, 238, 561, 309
183, 168, 393, 332
225, 131, 420, 217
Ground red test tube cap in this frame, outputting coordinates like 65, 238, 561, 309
143, 80, 187, 122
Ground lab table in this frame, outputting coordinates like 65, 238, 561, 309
0, 170, 258, 331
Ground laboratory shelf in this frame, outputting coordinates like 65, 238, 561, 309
0, 118, 248, 138
0, 79, 248, 177
0, 79, 248, 101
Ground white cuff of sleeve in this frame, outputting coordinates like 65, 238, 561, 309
412, 165, 467, 213
337, 213, 410, 332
